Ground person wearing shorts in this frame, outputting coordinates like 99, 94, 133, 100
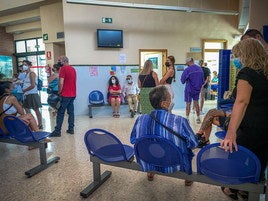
181, 58, 204, 123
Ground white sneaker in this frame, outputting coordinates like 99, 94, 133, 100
196, 118, 201, 124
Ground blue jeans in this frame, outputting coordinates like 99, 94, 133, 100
55, 97, 75, 132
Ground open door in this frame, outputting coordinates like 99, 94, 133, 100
139, 49, 167, 78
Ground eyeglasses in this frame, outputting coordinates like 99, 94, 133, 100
126, 78, 131, 80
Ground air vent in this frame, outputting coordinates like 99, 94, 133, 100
57, 32, 64, 39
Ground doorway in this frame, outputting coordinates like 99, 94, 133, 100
203, 39, 227, 73
139, 49, 167, 78
202, 39, 227, 100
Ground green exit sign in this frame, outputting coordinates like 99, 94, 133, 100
43, 33, 48, 41
102, 17, 112, 23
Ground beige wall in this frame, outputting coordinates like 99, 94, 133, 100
249, 0, 268, 31
40, 2, 64, 43
63, 2, 240, 65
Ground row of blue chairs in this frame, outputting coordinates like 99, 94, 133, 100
84, 128, 261, 185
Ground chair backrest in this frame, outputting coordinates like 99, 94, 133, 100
197, 143, 261, 184
215, 130, 226, 140
3, 115, 35, 143
88, 90, 104, 105
84, 128, 129, 162
134, 135, 183, 173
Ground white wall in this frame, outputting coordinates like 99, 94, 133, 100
74, 65, 139, 115
63, 2, 240, 65
61, 2, 241, 115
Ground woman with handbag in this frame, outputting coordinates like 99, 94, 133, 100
47, 64, 60, 94
138, 60, 159, 114
47, 64, 61, 116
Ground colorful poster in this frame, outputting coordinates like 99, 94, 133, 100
89, 66, 98, 76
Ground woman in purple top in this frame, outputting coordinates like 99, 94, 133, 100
181, 58, 204, 123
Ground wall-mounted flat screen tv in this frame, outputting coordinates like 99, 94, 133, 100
97, 29, 123, 48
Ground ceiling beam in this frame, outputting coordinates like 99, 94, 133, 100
6, 21, 41, 34
66, 0, 239, 15
0, 9, 40, 26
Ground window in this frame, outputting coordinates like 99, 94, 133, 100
38, 38, 45, 51
15, 38, 45, 54
16, 41, 26, 53
26, 39, 37, 52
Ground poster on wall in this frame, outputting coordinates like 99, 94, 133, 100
89, 66, 98, 76
0, 55, 13, 79
148, 57, 158, 69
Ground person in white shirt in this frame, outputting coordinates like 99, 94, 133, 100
122, 75, 140, 117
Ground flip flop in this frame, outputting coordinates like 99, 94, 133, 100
184, 180, 193, 186
238, 190, 248, 199
221, 187, 238, 200
147, 172, 154, 181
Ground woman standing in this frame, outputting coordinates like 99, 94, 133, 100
160, 55, 176, 112
22, 60, 43, 129
108, 76, 122, 118
160, 55, 175, 85
220, 38, 268, 199
47, 64, 60, 94
138, 60, 159, 114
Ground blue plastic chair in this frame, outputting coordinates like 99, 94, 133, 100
215, 130, 226, 140
197, 143, 261, 184
3, 116, 51, 143
88, 90, 104, 105
84, 128, 134, 162
134, 135, 184, 173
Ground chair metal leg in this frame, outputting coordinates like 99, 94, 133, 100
80, 162, 112, 198
88, 105, 93, 118
25, 143, 60, 177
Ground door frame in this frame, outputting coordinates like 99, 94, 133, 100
139, 49, 167, 77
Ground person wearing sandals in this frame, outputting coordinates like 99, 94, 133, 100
130, 85, 198, 185
181, 58, 204, 123
138, 60, 159, 114
0, 81, 51, 150
196, 108, 231, 148
21, 60, 43, 129
220, 39, 268, 200
122, 75, 140, 118
108, 76, 122, 118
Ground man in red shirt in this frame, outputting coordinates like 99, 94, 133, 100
51, 56, 76, 137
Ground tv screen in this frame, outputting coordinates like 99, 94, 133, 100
97, 29, 123, 48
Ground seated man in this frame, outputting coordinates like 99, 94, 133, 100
122, 75, 140, 117
196, 108, 231, 148
196, 89, 234, 148
130, 85, 198, 185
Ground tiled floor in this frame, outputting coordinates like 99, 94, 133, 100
0, 100, 260, 201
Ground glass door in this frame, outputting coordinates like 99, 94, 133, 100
15, 37, 47, 104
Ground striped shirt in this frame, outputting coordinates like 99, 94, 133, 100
130, 109, 198, 174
